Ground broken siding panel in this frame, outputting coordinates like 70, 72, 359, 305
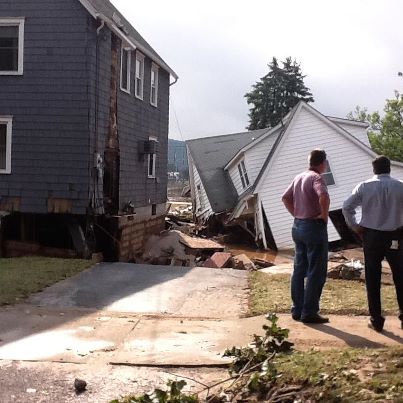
191, 161, 213, 221
260, 106, 379, 249
0, 0, 91, 214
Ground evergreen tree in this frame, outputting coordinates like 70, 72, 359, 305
245, 57, 314, 130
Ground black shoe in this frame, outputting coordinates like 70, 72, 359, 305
292, 313, 301, 321
368, 317, 384, 333
368, 321, 383, 333
301, 314, 329, 324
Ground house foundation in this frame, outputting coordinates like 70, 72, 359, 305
0, 203, 166, 261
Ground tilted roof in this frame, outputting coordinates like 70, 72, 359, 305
186, 128, 272, 213
79, 0, 177, 79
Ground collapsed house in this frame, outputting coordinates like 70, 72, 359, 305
186, 102, 403, 250
0, 0, 177, 260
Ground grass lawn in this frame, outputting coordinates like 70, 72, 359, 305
0, 257, 93, 305
275, 347, 403, 402
249, 272, 399, 316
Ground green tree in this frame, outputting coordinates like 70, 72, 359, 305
348, 91, 403, 162
245, 57, 314, 130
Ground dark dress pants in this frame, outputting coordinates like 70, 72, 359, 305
362, 228, 403, 325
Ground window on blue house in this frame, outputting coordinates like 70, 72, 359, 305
120, 47, 131, 93
135, 52, 144, 100
150, 63, 159, 107
0, 117, 12, 174
0, 18, 24, 75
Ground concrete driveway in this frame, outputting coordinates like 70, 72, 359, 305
28, 263, 249, 318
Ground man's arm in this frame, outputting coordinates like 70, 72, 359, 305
282, 195, 295, 216
281, 183, 295, 217
318, 193, 330, 223
342, 184, 363, 232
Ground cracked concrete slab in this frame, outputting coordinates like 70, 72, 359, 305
110, 318, 246, 366
28, 263, 248, 318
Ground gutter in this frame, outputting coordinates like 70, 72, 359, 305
96, 13, 178, 82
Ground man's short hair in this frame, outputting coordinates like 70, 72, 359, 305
309, 149, 327, 167
372, 155, 391, 174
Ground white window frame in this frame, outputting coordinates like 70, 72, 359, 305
135, 52, 145, 100
0, 18, 25, 75
237, 160, 250, 189
120, 46, 131, 93
0, 116, 13, 174
147, 136, 157, 178
322, 159, 336, 187
150, 63, 159, 107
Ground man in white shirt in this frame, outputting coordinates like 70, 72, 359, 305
343, 156, 403, 332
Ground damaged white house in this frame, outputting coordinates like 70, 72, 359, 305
186, 102, 403, 250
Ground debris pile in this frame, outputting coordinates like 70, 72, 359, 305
328, 259, 364, 281
166, 201, 193, 223
141, 230, 272, 270
142, 230, 224, 267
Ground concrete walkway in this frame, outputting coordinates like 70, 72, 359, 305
0, 262, 402, 402
1, 262, 402, 366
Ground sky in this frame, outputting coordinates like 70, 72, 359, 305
111, 0, 403, 141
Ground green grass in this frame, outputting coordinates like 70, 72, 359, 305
249, 272, 399, 316
274, 347, 403, 402
0, 257, 93, 305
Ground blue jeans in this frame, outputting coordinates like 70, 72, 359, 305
291, 218, 328, 318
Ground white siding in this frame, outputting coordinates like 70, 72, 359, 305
228, 161, 245, 195
391, 164, 403, 180
190, 159, 214, 222
335, 122, 371, 147
227, 134, 279, 195
259, 105, 377, 249
244, 134, 279, 184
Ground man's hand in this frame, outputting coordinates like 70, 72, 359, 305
353, 225, 365, 239
315, 213, 328, 224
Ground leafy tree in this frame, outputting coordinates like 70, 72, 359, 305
348, 91, 403, 162
346, 106, 381, 131
245, 57, 314, 130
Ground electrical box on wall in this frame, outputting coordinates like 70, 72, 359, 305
138, 140, 158, 154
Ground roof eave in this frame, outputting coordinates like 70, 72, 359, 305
78, 0, 178, 81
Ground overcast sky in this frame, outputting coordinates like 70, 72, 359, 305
112, 0, 403, 140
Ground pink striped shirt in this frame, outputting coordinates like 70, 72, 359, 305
282, 170, 328, 219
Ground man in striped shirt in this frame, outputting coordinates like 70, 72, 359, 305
343, 156, 403, 332
282, 149, 330, 324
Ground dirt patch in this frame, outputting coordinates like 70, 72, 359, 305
0, 360, 227, 403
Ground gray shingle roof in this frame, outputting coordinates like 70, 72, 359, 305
186, 129, 271, 213
82, 0, 177, 78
